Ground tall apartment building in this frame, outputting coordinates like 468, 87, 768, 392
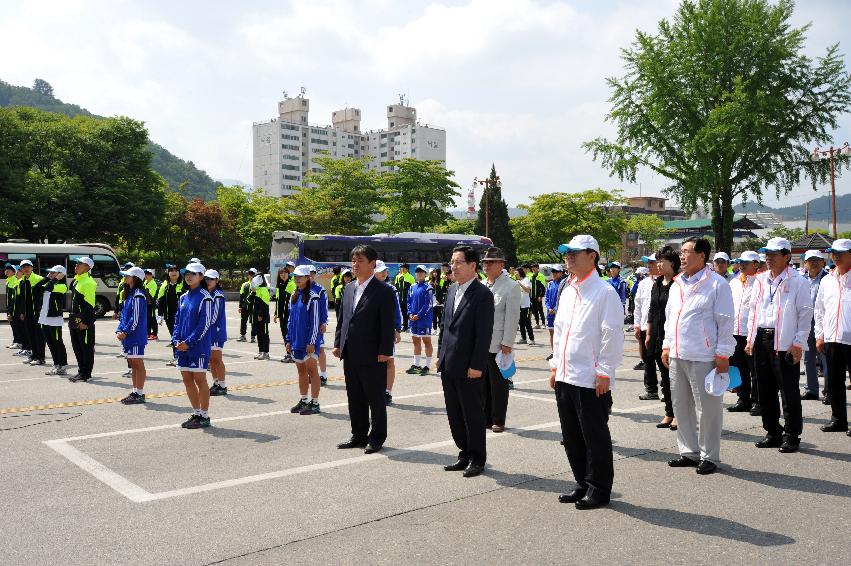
252, 96, 447, 197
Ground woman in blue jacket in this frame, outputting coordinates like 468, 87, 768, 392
205, 269, 229, 396
286, 265, 321, 415
115, 267, 150, 405
173, 262, 214, 429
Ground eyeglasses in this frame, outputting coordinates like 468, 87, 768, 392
448, 260, 470, 266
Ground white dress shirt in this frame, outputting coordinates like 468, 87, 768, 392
729, 274, 756, 337
746, 266, 812, 351
634, 275, 656, 331
814, 268, 851, 345
453, 278, 474, 313
353, 274, 374, 312
662, 266, 736, 361
549, 271, 624, 389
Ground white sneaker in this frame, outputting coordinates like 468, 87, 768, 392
261, 352, 270, 360
30, 359, 46, 366
166, 359, 176, 367
45, 366, 58, 375
121, 370, 132, 378
529, 341, 537, 346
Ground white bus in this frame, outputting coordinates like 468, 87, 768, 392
0, 243, 121, 317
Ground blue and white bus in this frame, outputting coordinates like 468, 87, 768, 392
270, 231, 493, 290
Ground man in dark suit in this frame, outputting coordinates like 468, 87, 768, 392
333, 244, 397, 454
438, 246, 495, 477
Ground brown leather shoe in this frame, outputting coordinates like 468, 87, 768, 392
491, 424, 504, 433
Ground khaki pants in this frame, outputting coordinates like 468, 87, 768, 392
670, 358, 723, 464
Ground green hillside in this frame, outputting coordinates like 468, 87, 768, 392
0, 78, 220, 200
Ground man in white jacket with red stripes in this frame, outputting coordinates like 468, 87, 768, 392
745, 237, 813, 453
661, 237, 735, 475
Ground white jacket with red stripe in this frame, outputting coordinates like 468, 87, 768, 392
814, 268, 851, 345
745, 266, 812, 352
662, 266, 736, 362
729, 274, 756, 337
549, 270, 624, 389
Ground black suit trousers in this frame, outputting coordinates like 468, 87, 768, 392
731, 334, 757, 404
483, 353, 509, 427
344, 359, 387, 446
69, 325, 95, 378
441, 373, 486, 465
824, 342, 850, 426
754, 330, 802, 439
555, 381, 614, 498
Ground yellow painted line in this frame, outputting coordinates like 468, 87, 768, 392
0, 355, 550, 415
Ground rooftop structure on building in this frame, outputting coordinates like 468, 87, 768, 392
253, 92, 447, 197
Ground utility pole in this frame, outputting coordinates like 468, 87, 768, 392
474, 174, 501, 239
804, 202, 809, 235
812, 142, 851, 239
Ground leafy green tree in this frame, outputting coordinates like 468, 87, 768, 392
434, 217, 477, 235
512, 189, 626, 262
286, 156, 380, 235
32, 79, 53, 98
377, 158, 460, 233
584, 0, 851, 254
765, 226, 806, 242
625, 214, 667, 258
474, 164, 517, 264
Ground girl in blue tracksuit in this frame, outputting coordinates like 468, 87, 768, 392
406, 265, 434, 375
173, 263, 214, 429
287, 265, 321, 415
115, 268, 149, 405
205, 270, 229, 397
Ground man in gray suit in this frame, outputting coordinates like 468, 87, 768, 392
481, 247, 521, 432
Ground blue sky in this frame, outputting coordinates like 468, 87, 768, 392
1, 0, 849, 208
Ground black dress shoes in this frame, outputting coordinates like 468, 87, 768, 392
558, 488, 587, 503
749, 404, 762, 416
726, 401, 752, 412
337, 438, 368, 449
667, 455, 699, 467
696, 460, 717, 475
638, 392, 659, 400
755, 436, 782, 448
779, 438, 800, 453
364, 444, 383, 454
820, 421, 849, 432
462, 463, 484, 478
800, 390, 820, 401
574, 494, 609, 510
443, 459, 469, 472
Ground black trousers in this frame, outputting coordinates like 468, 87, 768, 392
433, 305, 443, 331
483, 353, 509, 427
641, 330, 658, 394
239, 308, 250, 337
555, 381, 613, 498
343, 359, 387, 446
256, 321, 269, 353
24, 315, 45, 360
165, 314, 177, 358
651, 350, 673, 417
530, 297, 544, 326
10, 315, 24, 345
69, 325, 95, 378
519, 307, 534, 342
400, 300, 409, 331
824, 342, 850, 426
754, 329, 802, 440
147, 304, 157, 336
731, 334, 757, 405
441, 373, 486, 465
42, 324, 67, 366
278, 312, 289, 343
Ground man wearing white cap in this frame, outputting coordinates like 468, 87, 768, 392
38, 266, 69, 375
662, 237, 735, 474
814, 239, 851, 434
634, 255, 659, 399
713, 252, 733, 281
727, 251, 761, 414
745, 237, 812, 453
68, 257, 98, 382
550, 235, 623, 509
801, 250, 829, 402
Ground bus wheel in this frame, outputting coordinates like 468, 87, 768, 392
94, 296, 110, 318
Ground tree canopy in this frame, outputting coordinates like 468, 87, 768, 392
474, 164, 517, 264
377, 158, 460, 233
584, 0, 851, 253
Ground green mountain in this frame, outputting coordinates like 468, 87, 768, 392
0, 78, 220, 200
735, 192, 851, 220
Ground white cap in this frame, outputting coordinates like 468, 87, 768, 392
551, 264, 564, 272
342, 269, 352, 276
713, 252, 730, 262
19, 259, 33, 267
608, 261, 621, 268
308, 265, 317, 273
73, 257, 94, 268
251, 274, 265, 288
826, 239, 851, 253
144, 268, 155, 275
759, 237, 791, 253
636, 266, 649, 275
803, 250, 825, 261
374, 260, 388, 273
204, 269, 220, 279
294, 265, 311, 277
640, 254, 656, 262
247, 267, 258, 274
704, 368, 730, 397
189, 257, 201, 264
121, 266, 146, 279
285, 261, 296, 267
557, 235, 600, 254
759, 253, 766, 262
737, 251, 760, 263
184, 263, 205, 274
47, 265, 67, 276
415, 264, 427, 273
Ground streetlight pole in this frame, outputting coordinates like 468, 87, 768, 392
474, 175, 500, 239
812, 142, 851, 239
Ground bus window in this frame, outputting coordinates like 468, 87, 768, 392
87, 255, 121, 287
8, 253, 36, 264
38, 255, 67, 275
303, 240, 350, 263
